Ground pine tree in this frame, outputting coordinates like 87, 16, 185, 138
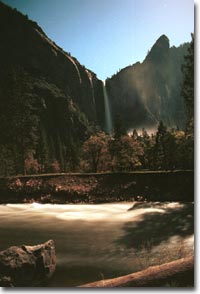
132, 129, 138, 141
163, 131, 176, 170
181, 34, 194, 169
181, 34, 194, 132
113, 114, 126, 139
108, 134, 143, 172
139, 128, 152, 169
153, 121, 168, 169
153, 122, 177, 170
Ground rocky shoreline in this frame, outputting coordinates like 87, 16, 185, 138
0, 171, 194, 204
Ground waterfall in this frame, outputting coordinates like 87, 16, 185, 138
86, 70, 95, 105
102, 81, 112, 134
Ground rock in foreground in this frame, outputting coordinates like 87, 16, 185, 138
0, 240, 56, 287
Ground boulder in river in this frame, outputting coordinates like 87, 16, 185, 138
0, 240, 56, 287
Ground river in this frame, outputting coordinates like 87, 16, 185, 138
0, 202, 194, 287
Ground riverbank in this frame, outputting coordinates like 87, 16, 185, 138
0, 170, 194, 204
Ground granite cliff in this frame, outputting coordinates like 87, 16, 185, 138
0, 1, 190, 175
0, 1, 105, 128
106, 35, 189, 130
0, 1, 106, 174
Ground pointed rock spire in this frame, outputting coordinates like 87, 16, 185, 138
145, 34, 170, 64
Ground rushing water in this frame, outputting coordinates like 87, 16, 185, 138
102, 81, 112, 134
0, 202, 194, 287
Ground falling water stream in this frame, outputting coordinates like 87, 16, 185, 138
103, 81, 112, 134
0, 202, 194, 287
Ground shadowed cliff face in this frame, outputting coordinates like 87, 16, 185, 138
0, 2, 105, 128
0, 2, 110, 174
106, 35, 189, 130
0, 1, 189, 138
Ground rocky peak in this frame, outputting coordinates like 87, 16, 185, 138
156, 34, 169, 45
145, 34, 170, 65
106, 36, 189, 130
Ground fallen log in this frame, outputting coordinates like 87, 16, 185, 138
0, 240, 56, 287
79, 256, 194, 287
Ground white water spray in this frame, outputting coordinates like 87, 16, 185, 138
102, 81, 112, 134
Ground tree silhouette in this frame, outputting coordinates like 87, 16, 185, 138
82, 132, 110, 172
181, 34, 194, 133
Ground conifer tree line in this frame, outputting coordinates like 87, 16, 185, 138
80, 120, 193, 173
0, 35, 194, 176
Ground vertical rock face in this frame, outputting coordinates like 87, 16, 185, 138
0, 1, 190, 147
106, 35, 189, 130
0, 240, 56, 287
0, 1, 107, 174
0, 1, 105, 128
